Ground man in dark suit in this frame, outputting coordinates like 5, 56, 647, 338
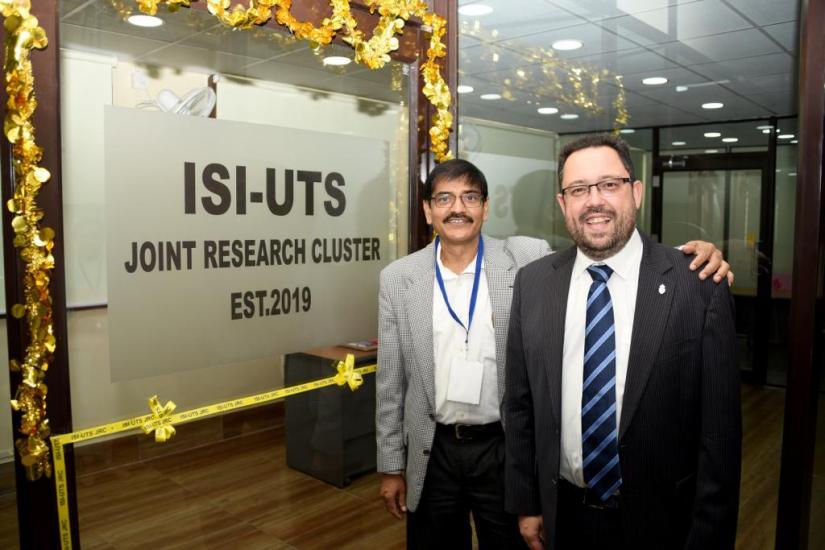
504, 134, 741, 549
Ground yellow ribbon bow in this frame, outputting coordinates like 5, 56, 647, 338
141, 395, 177, 443
333, 354, 363, 391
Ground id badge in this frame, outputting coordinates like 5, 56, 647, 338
446, 356, 484, 405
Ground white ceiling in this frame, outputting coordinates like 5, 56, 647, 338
58, 0, 799, 145
458, 0, 799, 134
59, 0, 408, 105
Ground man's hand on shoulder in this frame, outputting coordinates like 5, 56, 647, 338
680, 240, 734, 285
379, 473, 407, 519
519, 515, 545, 550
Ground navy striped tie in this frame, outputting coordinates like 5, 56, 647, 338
582, 265, 622, 501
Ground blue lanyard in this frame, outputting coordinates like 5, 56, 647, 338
434, 235, 484, 345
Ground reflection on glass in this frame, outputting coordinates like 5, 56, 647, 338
660, 120, 771, 157
0, 143, 18, 547
459, 118, 565, 248
59, 1, 410, 546
662, 169, 762, 296
662, 169, 763, 378
773, 141, 798, 299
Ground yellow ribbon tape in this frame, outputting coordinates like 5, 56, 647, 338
333, 354, 363, 391
50, 356, 376, 549
141, 396, 177, 443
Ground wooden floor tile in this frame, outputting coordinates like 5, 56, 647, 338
1, 383, 821, 548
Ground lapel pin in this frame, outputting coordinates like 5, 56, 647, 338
658, 284, 666, 295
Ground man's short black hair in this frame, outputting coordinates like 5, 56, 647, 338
557, 134, 636, 188
423, 158, 488, 200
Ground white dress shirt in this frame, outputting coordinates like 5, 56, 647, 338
432, 242, 499, 425
560, 229, 643, 487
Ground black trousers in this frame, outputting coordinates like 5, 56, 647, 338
556, 479, 626, 550
406, 423, 525, 550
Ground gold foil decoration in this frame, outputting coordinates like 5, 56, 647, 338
460, 20, 629, 132
137, 0, 453, 161
333, 354, 363, 391
141, 395, 178, 443
1, 0, 54, 481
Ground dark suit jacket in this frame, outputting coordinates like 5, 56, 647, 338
504, 232, 742, 549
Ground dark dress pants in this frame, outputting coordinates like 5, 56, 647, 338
406, 424, 526, 550
555, 479, 626, 550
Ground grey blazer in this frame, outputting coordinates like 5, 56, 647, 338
376, 234, 551, 511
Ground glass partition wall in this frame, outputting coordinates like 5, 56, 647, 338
0, 217, 17, 548
456, 0, 801, 548
58, 1, 410, 547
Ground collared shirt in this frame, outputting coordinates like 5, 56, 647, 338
432, 243, 499, 425
560, 229, 643, 487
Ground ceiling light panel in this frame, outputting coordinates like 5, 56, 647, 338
458, 4, 494, 16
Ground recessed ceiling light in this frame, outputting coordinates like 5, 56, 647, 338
705, 149, 719, 153
672, 141, 686, 146
778, 134, 795, 139
704, 132, 721, 138
619, 128, 635, 134
458, 3, 493, 16
537, 107, 558, 115
323, 56, 351, 66
560, 113, 579, 120
552, 39, 583, 51
789, 172, 797, 176
762, 129, 771, 134
457, 85, 474, 94
127, 14, 163, 27
702, 102, 724, 109
480, 93, 501, 100
675, 85, 688, 92
791, 140, 798, 144
722, 137, 739, 143
756, 125, 773, 130
642, 77, 668, 86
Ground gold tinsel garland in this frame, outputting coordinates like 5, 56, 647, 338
460, 20, 629, 131
1, 0, 55, 481
137, 0, 454, 160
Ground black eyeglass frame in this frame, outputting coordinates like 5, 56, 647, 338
428, 191, 486, 208
560, 177, 634, 198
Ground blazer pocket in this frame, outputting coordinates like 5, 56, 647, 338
657, 337, 699, 363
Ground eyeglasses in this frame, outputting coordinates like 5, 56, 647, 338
430, 191, 485, 208
561, 177, 633, 200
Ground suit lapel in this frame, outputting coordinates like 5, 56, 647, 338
406, 244, 437, 411
544, 247, 576, 427
483, 237, 516, 403
619, 236, 675, 441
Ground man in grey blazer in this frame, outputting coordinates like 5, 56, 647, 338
504, 134, 741, 549
377, 158, 731, 549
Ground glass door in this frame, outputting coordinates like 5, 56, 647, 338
660, 153, 771, 383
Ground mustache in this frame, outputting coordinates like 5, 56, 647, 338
578, 206, 615, 223
444, 214, 473, 223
